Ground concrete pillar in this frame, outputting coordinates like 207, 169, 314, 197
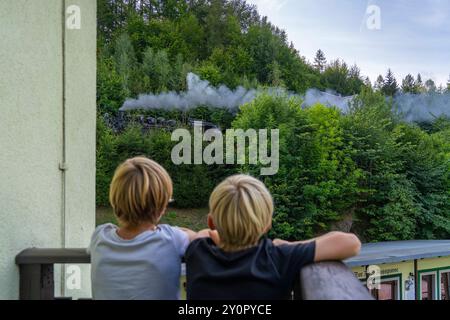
0, 0, 96, 299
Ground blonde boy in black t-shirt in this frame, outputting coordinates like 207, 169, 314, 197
185, 174, 361, 300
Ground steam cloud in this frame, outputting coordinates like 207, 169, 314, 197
393, 93, 450, 122
121, 73, 257, 111
302, 89, 354, 113
121, 73, 450, 122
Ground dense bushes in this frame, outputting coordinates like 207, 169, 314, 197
343, 90, 450, 240
97, 91, 450, 242
233, 94, 363, 239
95, 0, 450, 242
96, 114, 232, 209
231, 91, 450, 241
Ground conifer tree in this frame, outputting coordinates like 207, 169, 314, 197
313, 49, 327, 72
401, 74, 416, 93
364, 76, 372, 89
374, 75, 384, 91
415, 73, 425, 93
381, 69, 398, 96
425, 79, 437, 93
268, 61, 284, 87
114, 32, 137, 96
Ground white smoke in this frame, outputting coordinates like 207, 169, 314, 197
393, 93, 450, 122
302, 89, 355, 113
121, 73, 450, 123
121, 73, 257, 111
121, 72, 352, 111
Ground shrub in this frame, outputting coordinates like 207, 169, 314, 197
96, 118, 231, 209
96, 90, 450, 241
96, 115, 118, 206
344, 89, 450, 241
233, 93, 362, 240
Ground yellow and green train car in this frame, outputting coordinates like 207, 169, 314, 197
346, 241, 450, 300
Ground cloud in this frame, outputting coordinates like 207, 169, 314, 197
414, 9, 448, 28
408, 0, 450, 28
246, 0, 289, 16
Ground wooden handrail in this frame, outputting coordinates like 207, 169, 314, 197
16, 248, 373, 300
16, 248, 90, 265
299, 261, 374, 300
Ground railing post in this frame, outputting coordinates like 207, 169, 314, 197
18, 264, 54, 300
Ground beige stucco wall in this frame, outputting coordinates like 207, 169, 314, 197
0, 0, 96, 299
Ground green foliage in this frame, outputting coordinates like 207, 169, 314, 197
196, 62, 223, 87
142, 47, 172, 92
233, 94, 363, 240
97, 0, 371, 114
314, 49, 327, 73
322, 60, 364, 95
381, 69, 399, 96
96, 115, 118, 206
96, 1, 450, 241
114, 33, 137, 97
97, 57, 128, 114
176, 14, 204, 62
401, 74, 418, 94
96, 116, 232, 209
232, 91, 449, 241
342, 88, 449, 241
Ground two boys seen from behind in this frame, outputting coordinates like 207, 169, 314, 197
89, 157, 361, 300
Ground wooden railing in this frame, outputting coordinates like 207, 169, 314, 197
298, 261, 374, 300
16, 248, 373, 300
16, 248, 90, 300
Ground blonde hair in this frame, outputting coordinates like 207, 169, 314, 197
209, 175, 274, 251
109, 157, 173, 228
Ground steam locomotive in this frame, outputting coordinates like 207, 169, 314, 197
103, 110, 220, 133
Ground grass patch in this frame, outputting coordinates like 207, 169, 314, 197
96, 206, 209, 231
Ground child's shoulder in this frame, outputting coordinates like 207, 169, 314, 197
91, 223, 117, 240
157, 224, 180, 234
158, 224, 190, 256
94, 222, 117, 233
88, 223, 118, 254
158, 224, 189, 241
185, 237, 214, 257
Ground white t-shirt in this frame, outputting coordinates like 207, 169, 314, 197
88, 223, 189, 300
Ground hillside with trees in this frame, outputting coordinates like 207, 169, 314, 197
96, 0, 450, 242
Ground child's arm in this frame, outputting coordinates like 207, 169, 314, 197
314, 232, 361, 261
178, 227, 216, 242
274, 231, 361, 261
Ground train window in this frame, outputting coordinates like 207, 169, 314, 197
421, 273, 437, 300
370, 277, 400, 300
440, 271, 450, 300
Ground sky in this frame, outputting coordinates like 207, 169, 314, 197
246, 0, 450, 87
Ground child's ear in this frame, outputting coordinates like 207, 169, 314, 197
157, 206, 168, 222
207, 214, 216, 230
263, 220, 273, 234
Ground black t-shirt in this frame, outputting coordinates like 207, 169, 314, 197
185, 237, 316, 300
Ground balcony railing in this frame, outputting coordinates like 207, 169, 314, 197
16, 248, 90, 300
16, 248, 373, 300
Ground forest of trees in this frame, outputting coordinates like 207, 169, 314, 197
96, 0, 450, 242
97, 0, 450, 116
